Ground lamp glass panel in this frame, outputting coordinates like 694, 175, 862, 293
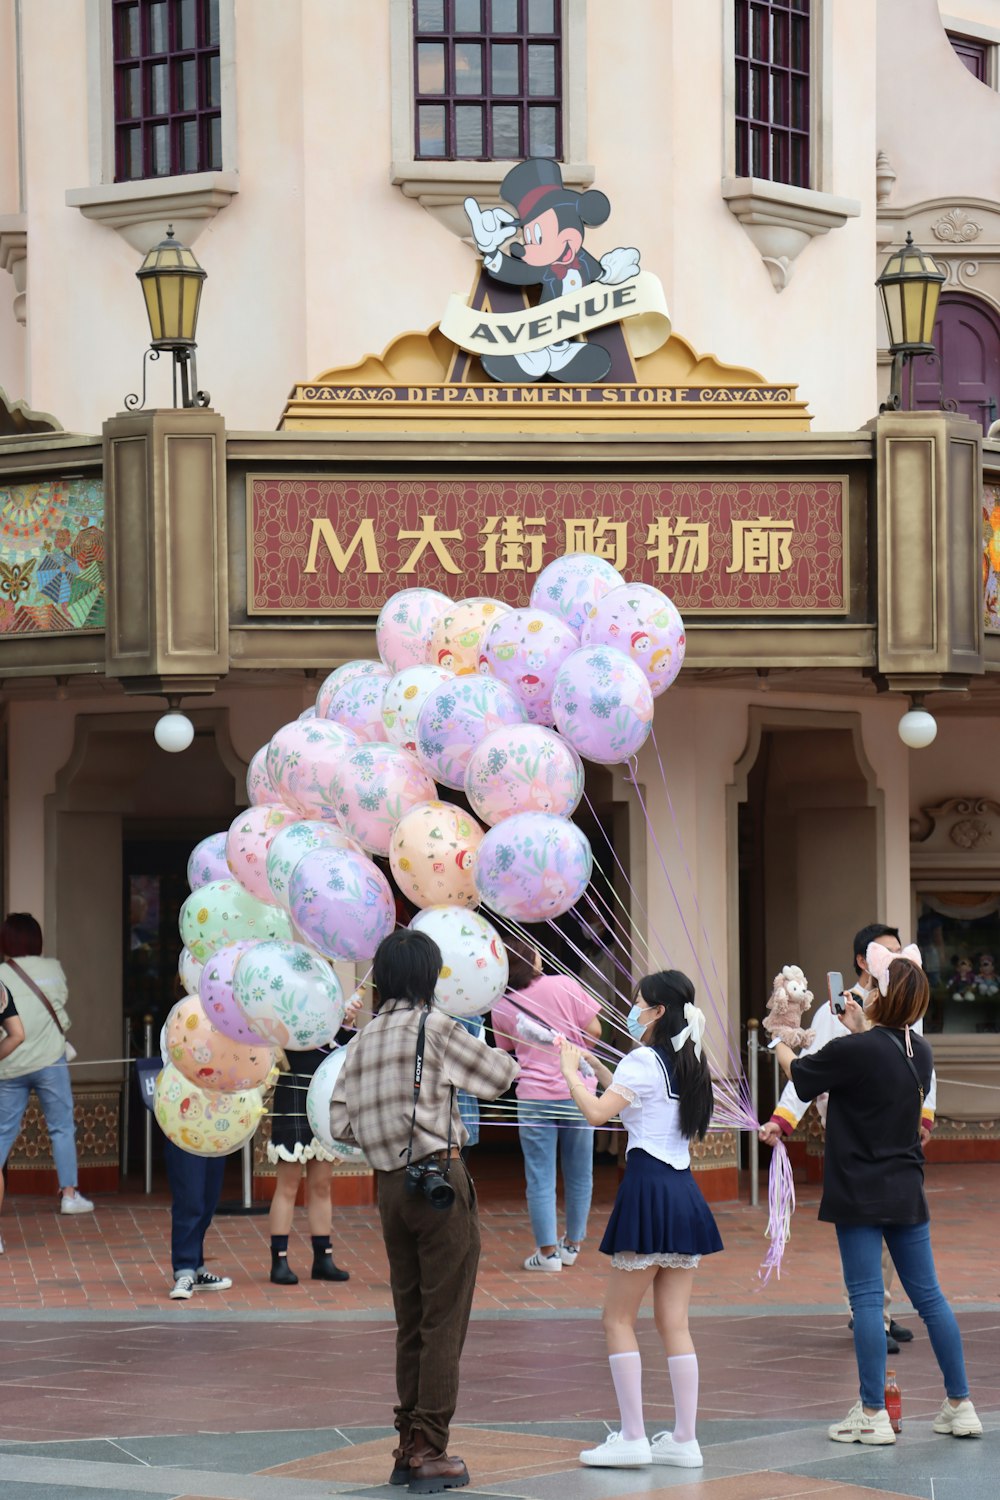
158, 274, 184, 340
921, 282, 943, 343
142, 277, 164, 342
902, 280, 927, 344
880, 281, 904, 347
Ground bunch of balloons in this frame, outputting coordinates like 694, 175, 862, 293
167, 554, 685, 1157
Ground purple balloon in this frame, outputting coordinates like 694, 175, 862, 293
187, 832, 229, 892
289, 847, 396, 962
198, 941, 267, 1045
481, 607, 580, 725
551, 646, 654, 765
416, 675, 526, 790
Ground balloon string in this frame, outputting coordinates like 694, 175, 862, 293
580, 787, 670, 970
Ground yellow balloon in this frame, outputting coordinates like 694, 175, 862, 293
153, 1062, 266, 1157
428, 599, 510, 675
389, 800, 485, 910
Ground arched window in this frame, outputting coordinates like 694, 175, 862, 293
911, 292, 1000, 434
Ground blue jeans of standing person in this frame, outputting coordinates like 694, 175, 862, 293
0, 1059, 79, 1188
837, 1221, 970, 1410
163, 1139, 225, 1276
517, 1097, 593, 1249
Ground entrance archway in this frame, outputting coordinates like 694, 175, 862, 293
911, 292, 1000, 433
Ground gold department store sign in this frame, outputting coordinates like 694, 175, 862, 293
247, 475, 848, 616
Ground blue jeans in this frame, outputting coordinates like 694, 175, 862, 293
164, 1139, 225, 1276
517, 1097, 594, 1248
837, 1221, 969, 1409
0, 1059, 79, 1189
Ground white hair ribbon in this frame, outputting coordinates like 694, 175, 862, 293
671, 1002, 707, 1060
865, 941, 922, 997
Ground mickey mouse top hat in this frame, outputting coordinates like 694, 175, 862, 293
499, 158, 577, 225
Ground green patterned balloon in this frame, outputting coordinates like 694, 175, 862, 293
179, 879, 293, 965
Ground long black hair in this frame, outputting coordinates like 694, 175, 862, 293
638, 970, 714, 1141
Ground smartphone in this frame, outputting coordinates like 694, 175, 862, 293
827, 970, 847, 1016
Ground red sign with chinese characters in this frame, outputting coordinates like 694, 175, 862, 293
247, 475, 847, 615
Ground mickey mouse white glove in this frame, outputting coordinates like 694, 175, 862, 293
599, 246, 641, 284
464, 197, 518, 258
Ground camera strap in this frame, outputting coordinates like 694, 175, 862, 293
402, 1009, 455, 1173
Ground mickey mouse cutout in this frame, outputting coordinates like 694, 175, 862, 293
464, 158, 639, 383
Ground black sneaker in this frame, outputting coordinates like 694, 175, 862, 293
888, 1319, 914, 1343
886, 1330, 900, 1355
193, 1271, 233, 1292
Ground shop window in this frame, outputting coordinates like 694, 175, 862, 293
734, 0, 811, 188
112, 0, 222, 181
917, 893, 1000, 1035
412, 0, 562, 160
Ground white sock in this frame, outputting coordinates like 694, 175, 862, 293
668, 1353, 699, 1443
608, 1351, 645, 1441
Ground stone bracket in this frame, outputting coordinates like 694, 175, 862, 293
66, 172, 239, 254
722, 176, 861, 291
391, 159, 595, 242
0, 213, 27, 325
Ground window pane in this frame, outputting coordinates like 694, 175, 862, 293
150, 61, 169, 115
417, 41, 446, 93
791, 13, 808, 69
150, 121, 171, 174
416, 0, 445, 31
119, 65, 141, 119
528, 0, 555, 31
209, 113, 222, 169
492, 42, 520, 93
417, 103, 446, 155
178, 0, 197, 48
207, 52, 220, 107
179, 58, 198, 110
205, 0, 220, 46
772, 74, 788, 126
771, 8, 788, 66
116, 3, 140, 58
491, 0, 519, 32
751, 2, 768, 60
491, 102, 520, 155
455, 0, 482, 27
527, 43, 555, 95
750, 64, 766, 120
791, 72, 808, 129
751, 123, 767, 176
181, 118, 199, 171
121, 124, 142, 179
455, 41, 483, 93
148, 0, 168, 52
528, 105, 556, 156
455, 104, 484, 155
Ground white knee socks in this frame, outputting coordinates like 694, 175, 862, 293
668, 1353, 699, 1443
608, 1351, 645, 1440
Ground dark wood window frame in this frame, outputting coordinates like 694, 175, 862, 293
947, 30, 992, 86
734, 0, 811, 189
113, 0, 222, 183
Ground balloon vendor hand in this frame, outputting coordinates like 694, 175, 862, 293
559, 1041, 583, 1078
758, 1120, 783, 1147
344, 991, 364, 1024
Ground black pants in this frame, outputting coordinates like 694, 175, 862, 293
376, 1159, 480, 1454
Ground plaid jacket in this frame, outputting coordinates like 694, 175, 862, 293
328, 1001, 518, 1171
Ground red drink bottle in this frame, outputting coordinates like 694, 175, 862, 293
884, 1369, 902, 1433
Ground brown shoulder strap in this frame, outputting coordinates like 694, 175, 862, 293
5, 959, 66, 1036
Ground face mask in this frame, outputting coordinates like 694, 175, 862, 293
626, 1004, 648, 1041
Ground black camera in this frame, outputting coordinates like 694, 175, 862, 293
404, 1160, 456, 1211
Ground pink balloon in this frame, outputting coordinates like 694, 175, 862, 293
465, 724, 584, 825
330, 744, 438, 855
482, 607, 580, 725
529, 552, 625, 633
246, 747, 276, 806
187, 832, 229, 891
267, 719, 360, 818
289, 847, 396, 962
317, 662, 391, 723
324, 670, 391, 744
377, 588, 451, 673
581, 583, 686, 696
198, 940, 266, 1044
474, 813, 593, 922
166, 995, 275, 1093
226, 804, 300, 903
551, 646, 654, 765
416, 675, 526, 790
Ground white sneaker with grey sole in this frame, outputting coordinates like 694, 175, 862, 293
59, 1192, 94, 1215
580, 1431, 651, 1467
651, 1431, 703, 1466
933, 1398, 983, 1437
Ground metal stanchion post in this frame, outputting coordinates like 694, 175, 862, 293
143, 1015, 154, 1196
121, 1017, 132, 1178
748, 1019, 760, 1209
241, 1142, 253, 1208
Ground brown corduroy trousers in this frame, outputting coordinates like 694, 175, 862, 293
376, 1159, 481, 1454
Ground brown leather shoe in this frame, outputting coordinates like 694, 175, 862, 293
407, 1428, 470, 1494
389, 1419, 413, 1486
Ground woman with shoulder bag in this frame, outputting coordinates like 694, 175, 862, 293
0, 981, 26, 1250
0, 913, 94, 1218
770, 949, 981, 1445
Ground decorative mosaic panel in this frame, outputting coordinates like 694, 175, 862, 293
984, 482, 1000, 635
7, 1086, 120, 1170
0, 478, 105, 634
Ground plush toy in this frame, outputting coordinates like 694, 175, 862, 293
762, 964, 816, 1048
948, 955, 977, 1002
976, 952, 1000, 1000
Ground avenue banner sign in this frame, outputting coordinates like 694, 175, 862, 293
440, 273, 671, 361
246, 476, 848, 618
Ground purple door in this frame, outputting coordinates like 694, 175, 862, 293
911, 292, 1000, 433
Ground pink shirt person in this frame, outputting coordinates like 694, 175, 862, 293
492, 974, 600, 1100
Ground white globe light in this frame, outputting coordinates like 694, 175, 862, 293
898, 708, 937, 749
154, 711, 195, 753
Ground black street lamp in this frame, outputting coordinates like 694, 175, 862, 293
877, 232, 945, 411
126, 226, 210, 410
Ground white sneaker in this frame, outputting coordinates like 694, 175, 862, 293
651, 1431, 703, 1467
933, 1398, 983, 1437
580, 1431, 651, 1468
169, 1274, 196, 1300
193, 1271, 233, 1292
828, 1401, 896, 1444
523, 1249, 562, 1272
59, 1192, 94, 1215
557, 1238, 580, 1266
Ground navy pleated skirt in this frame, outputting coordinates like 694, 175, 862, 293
599, 1148, 724, 1258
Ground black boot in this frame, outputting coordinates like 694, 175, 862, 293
311, 1234, 349, 1282
269, 1236, 298, 1286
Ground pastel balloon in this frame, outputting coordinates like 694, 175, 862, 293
178, 947, 204, 996
187, 832, 229, 891
226, 804, 300, 903
165, 996, 275, 1093
179, 880, 293, 965
377, 588, 451, 673
247, 746, 276, 806
266, 819, 361, 908
465, 725, 584, 826
316, 660, 389, 718
481, 608, 580, 725
551, 646, 654, 764
416, 675, 526, 790
267, 719, 360, 818
383, 664, 455, 752
330, 744, 438, 856
474, 812, 593, 922
233, 940, 345, 1051
582, 583, 685, 697
154, 1062, 265, 1158
428, 598, 511, 675
299, 705, 317, 721
529, 552, 625, 632
409, 906, 509, 1018
389, 800, 485, 909
289, 847, 396, 962
306, 1048, 366, 1161
199, 940, 266, 1044
323, 669, 391, 744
